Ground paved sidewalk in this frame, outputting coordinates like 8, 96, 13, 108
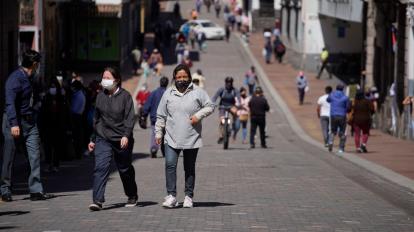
247, 32, 414, 181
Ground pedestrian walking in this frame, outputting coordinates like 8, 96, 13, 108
317, 86, 332, 147
173, 1, 181, 18
214, 0, 221, 18
40, 80, 68, 172
204, 0, 212, 13
195, 0, 202, 13
176, 36, 187, 65
88, 67, 138, 211
350, 91, 375, 153
191, 8, 199, 20
263, 40, 272, 64
327, 84, 351, 153
273, 37, 286, 63
296, 71, 308, 105
189, 27, 196, 49
316, 47, 330, 79
131, 47, 141, 75
244, 66, 259, 96
248, 86, 270, 149
223, 4, 230, 22
196, 31, 207, 52
135, 84, 150, 115
225, 24, 231, 42
234, 87, 251, 144
389, 82, 398, 133
70, 80, 86, 159
155, 64, 214, 208
149, 49, 164, 77
2, 50, 53, 202
192, 69, 206, 89
142, 77, 169, 158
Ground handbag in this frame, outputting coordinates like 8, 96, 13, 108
239, 114, 249, 122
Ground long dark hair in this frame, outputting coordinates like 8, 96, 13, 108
103, 66, 122, 87
355, 90, 365, 100
173, 64, 192, 80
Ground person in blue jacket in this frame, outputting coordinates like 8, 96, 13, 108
142, 76, 169, 158
327, 84, 350, 153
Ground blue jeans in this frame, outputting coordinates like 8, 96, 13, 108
1, 114, 43, 195
164, 144, 198, 198
92, 136, 137, 203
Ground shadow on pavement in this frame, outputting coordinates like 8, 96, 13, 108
103, 203, 126, 211
0, 211, 30, 216
0, 226, 18, 230
102, 201, 158, 211
194, 202, 235, 207
20, 193, 77, 201
9, 153, 149, 196
138, 201, 158, 207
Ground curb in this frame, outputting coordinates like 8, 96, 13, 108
236, 34, 414, 193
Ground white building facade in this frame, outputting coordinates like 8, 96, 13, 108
280, 0, 363, 80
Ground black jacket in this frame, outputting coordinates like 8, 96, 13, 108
248, 95, 270, 118
92, 88, 135, 142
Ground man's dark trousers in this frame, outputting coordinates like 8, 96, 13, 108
92, 136, 138, 203
250, 117, 266, 147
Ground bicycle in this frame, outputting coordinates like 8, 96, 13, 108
219, 106, 236, 149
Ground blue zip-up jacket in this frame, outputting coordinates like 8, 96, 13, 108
4, 68, 33, 127
142, 86, 166, 125
327, 90, 350, 117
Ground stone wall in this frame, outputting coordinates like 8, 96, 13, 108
251, 9, 280, 32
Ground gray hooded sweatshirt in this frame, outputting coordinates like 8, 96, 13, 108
155, 83, 215, 149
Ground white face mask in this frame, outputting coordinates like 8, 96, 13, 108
49, 88, 57, 96
101, 79, 116, 90
56, 76, 63, 82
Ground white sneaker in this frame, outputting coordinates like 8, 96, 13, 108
162, 195, 178, 208
183, 196, 193, 208
337, 149, 344, 154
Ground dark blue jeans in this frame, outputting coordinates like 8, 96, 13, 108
329, 116, 347, 150
164, 145, 198, 198
1, 114, 43, 195
92, 136, 137, 203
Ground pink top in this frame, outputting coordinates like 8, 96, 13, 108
236, 96, 251, 116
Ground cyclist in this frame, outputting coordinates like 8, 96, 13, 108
211, 77, 241, 144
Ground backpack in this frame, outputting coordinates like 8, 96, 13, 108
276, 43, 286, 54
219, 88, 236, 105
221, 88, 236, 99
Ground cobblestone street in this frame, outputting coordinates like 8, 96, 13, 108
1, 1, 414, 231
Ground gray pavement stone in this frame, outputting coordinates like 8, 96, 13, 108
1, 1, 414, 231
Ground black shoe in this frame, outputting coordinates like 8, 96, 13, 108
1, 194, 12, 202
261, 144, 267, 148
150, 148, 157, 158
89, 202, 103, 211
30, 192, 54, 201
125, 196, 138, 207
360, 144, 368, 153
250, 144, 255, 149
217, 138, 223, 144
328, 144, 333, 152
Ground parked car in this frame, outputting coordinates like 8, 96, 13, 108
180, 19, 225, 40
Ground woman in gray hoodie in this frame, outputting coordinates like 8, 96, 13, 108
155, 64, 215, 208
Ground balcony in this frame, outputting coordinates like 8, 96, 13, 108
318, 0, 363, 22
